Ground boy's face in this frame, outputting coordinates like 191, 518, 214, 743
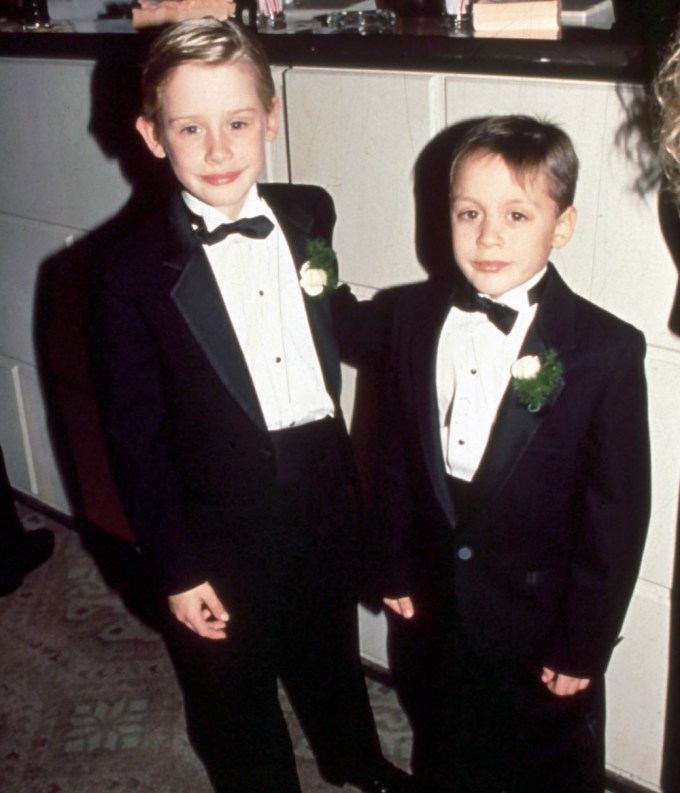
136, 60, 280, 220
450, 152, 576, 299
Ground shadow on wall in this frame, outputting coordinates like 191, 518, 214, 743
33, 42, 174, 627
411, 117, 484, 281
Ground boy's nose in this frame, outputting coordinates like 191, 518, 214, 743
206, 133, 232, 163
478, 217, 502, 246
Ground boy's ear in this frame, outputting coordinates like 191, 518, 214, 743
135, 116, 167, 159
552, 205, 577, 249
265, 97, 281, 142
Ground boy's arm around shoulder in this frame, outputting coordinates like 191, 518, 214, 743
541, 321, 651, 679
330, 283, 393, 368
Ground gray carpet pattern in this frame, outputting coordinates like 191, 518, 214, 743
0, 506, 412, 793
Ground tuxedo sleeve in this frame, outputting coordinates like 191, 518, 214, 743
363, 296, 421, 599
331, 285, 391, 368
88, 259, 206, 596
371, 412, 418, 598
541, 328, 651, 678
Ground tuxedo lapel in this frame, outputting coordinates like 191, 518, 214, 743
412, 281, 458, 527
472, 323, 552, 502
164, 194, 266, 430
472, 265, 574, 502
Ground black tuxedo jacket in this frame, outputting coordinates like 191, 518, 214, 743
380, 264, 651, 678
89, 183, 368, 596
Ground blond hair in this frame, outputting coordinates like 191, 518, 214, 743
655, 29, 680, 203
140, 17, 275, 128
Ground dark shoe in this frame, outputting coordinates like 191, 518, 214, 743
349, 764, 415, 793
0, 528, 54, 596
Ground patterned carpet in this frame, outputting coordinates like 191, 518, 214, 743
0, 505, 413, 793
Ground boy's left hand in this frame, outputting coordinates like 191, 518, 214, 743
541, 667, 591, 697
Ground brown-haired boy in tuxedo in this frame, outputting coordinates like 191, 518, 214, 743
380, 115, 650, 793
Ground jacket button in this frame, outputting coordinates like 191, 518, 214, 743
457, 546, 473, 561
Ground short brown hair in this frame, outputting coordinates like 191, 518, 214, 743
449, 115, 579, 213
140, 17, 276, 128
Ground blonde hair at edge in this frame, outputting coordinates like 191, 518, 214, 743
140, 17, 276, 128
655, 28, 680, 204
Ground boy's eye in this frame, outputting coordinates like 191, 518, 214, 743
230, 120, 247, 130
181, 125, 200, 135
509, 211, 527, 221
457, 209, 479, 220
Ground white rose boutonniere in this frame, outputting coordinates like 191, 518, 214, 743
299, 262, 328, 297
510, 348, 563, 413
299, 238, 338, 299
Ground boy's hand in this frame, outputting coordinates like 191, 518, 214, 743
383, 596, 415, 619
541, 667, 591, 697
169, 581, 230, 640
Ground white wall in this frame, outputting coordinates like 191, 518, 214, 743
0, 56, 676, 790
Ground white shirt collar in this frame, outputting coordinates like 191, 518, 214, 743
182, 186, 273, 233
479, 265, 548, 313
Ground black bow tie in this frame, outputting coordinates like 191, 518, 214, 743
452, 283, 519, 335
191, 213, 274, 245
451, 272, 547, 335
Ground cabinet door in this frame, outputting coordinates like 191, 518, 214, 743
284, 67, 443, 289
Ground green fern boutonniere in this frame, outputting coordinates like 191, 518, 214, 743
299, 238, 339, 299
510, 348, 563, 413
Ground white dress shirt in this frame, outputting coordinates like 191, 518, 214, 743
183, 188, 334, 431
436, 268, 546, 481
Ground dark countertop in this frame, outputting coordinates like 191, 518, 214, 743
0, 21, 653, 84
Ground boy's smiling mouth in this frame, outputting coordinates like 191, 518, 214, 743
473, 260, 509, 272
203, 171, 242, 186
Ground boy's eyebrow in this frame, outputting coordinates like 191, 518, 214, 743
450, 196, 541, 213
504, 198, 539, 206
167, 107, 261, 123
452, 192, 537, 203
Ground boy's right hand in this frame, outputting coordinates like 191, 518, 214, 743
541, 667, 591, 697
383, 596, 415, 619
169, 581, 230, 640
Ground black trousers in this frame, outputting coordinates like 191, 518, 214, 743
164, 418, 383, 793
390, 475, 604, 793
388, 568, 606, 793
